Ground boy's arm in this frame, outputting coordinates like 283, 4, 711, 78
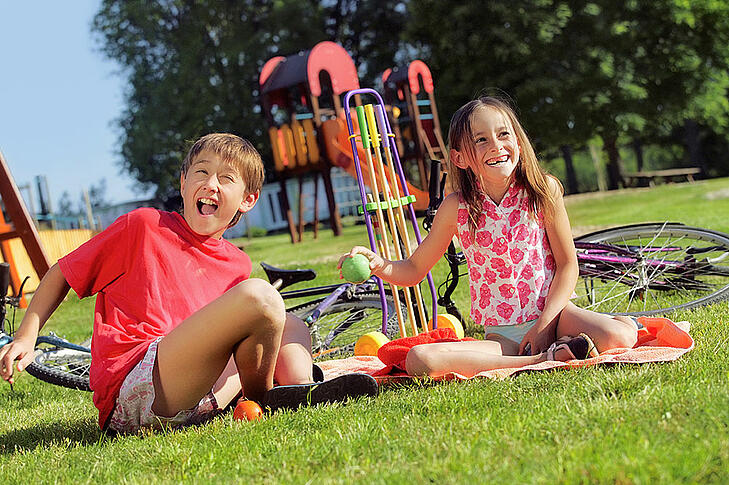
0, 263, 71, 383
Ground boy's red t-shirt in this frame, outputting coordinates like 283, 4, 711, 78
58, 208, 252, 428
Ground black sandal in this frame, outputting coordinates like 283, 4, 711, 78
546, 333, 599, 361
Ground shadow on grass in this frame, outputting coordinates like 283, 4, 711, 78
0, 418, 105, 454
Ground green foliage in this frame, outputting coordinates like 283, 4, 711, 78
92, 0, 407, 203
405, 0, 729, 188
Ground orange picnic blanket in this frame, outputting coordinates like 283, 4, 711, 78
318, 317, 694, 384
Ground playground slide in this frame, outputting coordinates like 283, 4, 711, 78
321, 119, 429, 211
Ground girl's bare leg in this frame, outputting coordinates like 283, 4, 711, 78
211, 313, 315, 409
152, 278, 286, 417
555, 302, 638, 353
406, 340, 554, 378
484, 333, 520, 356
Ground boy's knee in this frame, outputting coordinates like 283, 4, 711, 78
233, 278, 286, 327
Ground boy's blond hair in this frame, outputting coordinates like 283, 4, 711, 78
181, 133, 265, 227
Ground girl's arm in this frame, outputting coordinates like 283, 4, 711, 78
0, 263, 71, 383
519, 178, 578, 355
341, 193, 460, 287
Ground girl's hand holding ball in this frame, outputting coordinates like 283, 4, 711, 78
341, 254, 371, 283
338, 247, 383, 283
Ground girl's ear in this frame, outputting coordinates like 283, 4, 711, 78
450, 149, 468, 169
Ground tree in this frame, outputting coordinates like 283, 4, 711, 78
405, 0, 729, 189
92, 0, 407, 204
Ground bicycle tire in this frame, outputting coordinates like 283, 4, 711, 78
574, 222, 729, 316
289, 291, 405, 361
26, 347, 91, 391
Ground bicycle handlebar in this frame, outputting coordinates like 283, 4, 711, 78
0, 263, 9, 300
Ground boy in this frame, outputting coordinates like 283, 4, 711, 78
0, 133, 377, 433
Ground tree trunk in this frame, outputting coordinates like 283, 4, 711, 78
560, 145, 579, 194
684, 119, 707, 177
632, 138, 645, 172
603, 136, 624, 190
588, 142, 607, 192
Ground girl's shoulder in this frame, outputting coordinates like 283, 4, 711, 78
544, 174, 564, 196
441, 192, 462, 212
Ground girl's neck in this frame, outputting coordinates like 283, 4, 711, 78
479, 175, 513, 205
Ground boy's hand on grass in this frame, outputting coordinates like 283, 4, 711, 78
338, 246, 386, 278
0, 337, 35, 384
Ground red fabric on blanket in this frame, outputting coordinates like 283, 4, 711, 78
377, 328, 477, 371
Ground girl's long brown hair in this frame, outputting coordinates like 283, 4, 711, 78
447, 96, 558, 234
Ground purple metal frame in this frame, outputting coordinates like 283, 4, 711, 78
342, 88, 438, 333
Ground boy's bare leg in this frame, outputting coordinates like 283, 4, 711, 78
555, 302, 638, 353
152, 278, 286, 417
212, 313, 315, 409
405, 340, 545, 378
274, 313, 314, 385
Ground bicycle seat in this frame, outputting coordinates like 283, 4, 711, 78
260, 262, 316, 291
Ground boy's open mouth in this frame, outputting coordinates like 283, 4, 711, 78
486, 154, 510, 166
197, 197, 218, 216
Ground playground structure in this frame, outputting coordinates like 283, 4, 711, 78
382, 60, 448, 192
259, 41, 357, 243
343, 88, 438, 338
0, 149, 51, 306
259, 42, 442, 244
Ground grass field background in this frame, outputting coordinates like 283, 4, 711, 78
1, 178, 728, 483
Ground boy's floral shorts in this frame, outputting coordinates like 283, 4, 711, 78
108, 337, 222, 434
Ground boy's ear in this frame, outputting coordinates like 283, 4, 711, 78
450, 149, 468, 169
239, 190, 259, 213
179, 172, 185, 191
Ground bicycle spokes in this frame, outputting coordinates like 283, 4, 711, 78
576, 224, 729, 315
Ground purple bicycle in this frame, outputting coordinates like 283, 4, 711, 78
427, 160, 729, 319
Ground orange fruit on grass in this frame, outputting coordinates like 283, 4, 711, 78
233, 400, 263, 421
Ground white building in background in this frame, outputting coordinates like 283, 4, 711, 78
96, 167, 365, 239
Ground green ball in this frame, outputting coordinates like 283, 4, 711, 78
342, 254, 371, 283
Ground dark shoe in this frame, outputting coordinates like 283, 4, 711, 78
313, 363, 324, 382
262, 373, 378, 413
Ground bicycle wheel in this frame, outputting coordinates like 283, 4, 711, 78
574, 223, 729, 316
26, 347, 91, 391
289, 291, 405, 361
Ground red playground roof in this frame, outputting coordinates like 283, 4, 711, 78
259, 41, 359, 97
383, 60, 434, 95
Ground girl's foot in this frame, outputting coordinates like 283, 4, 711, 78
545, 333, 599, 361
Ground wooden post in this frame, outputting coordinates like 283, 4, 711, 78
0, 149, 51, 305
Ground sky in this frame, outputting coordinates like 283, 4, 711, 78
0, 1, 153, 213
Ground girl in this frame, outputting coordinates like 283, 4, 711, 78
341, 96, 638, 378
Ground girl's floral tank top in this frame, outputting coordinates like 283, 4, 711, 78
456, 183, 555, 327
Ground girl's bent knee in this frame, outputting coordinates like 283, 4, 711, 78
610, 316, 639, 349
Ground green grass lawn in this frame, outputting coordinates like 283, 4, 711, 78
1, 179, 728, 484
